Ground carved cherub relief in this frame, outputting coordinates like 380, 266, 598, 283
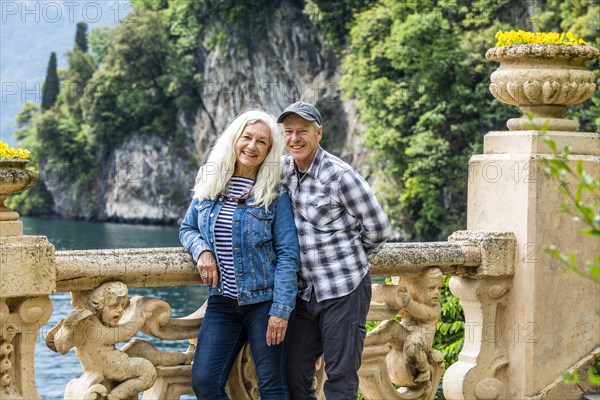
361, 268, 445, 400
46, 282, 192, 400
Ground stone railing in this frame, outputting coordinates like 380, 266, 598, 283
1, 229, 518, 400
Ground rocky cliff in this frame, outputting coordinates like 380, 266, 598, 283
47, 2, 368, 224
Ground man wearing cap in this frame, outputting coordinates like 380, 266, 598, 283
277, 101, 392, 399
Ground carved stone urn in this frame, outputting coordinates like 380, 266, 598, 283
486, 44, 599, 131
0, 159, 35, 222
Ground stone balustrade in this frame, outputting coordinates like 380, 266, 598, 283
1, 229, 521, 399
54, 235, 485, 292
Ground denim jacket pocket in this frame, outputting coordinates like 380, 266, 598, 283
194, 201, 212, 232
246, 208, 274, 240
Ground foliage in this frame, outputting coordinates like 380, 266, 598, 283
341, 0, 515, 241
495, 29, 587, 46
434, 276, 464, 368
12, 2, 214, 215
62, 22, 96, 119
335, 0, 597, 243
88, 26, 110, 66
306, 0, 377, 53
41, 52, 59, 111
133, 0, 168, 11
561, 353, 600, 387
8, 103, 54, 215
64, 49, 96, 117
74, 22, 89, 52
81, 9, 171, 149
157, 0, 283, 51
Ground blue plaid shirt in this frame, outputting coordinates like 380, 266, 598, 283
282, 146, 392, 302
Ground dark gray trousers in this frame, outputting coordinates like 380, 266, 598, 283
286, 273, 371, 400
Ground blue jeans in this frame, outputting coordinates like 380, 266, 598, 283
192, 295, 290, 400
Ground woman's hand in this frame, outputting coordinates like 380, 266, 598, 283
266, 316, 288, 346
197, 251, 218, 287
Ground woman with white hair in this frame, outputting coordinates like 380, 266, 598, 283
180, 110, 299, 400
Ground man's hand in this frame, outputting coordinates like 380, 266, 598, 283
197, 251, 218, 287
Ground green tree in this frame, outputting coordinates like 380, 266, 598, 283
41, 52, 59, 111
133, 0, 168, 11
64, 50, 96, 117
307, 0, 377, 52
341, 1, 516, 241
14, 101, 40, 140
81, 9, 170, 148
89, 26, 110, 66
75, 22, 89, 52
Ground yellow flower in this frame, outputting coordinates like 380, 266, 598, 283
0, 140, 31, 159
494, 30, 588, 47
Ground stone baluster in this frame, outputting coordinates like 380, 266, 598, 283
443, 232, 516, 400
0, 233, 55, 399
1, 157, 56, 399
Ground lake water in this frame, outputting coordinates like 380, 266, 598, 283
21, 217, 208, 399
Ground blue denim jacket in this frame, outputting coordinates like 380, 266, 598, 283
179, 190, 300, 319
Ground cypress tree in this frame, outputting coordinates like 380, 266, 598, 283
75, 22, 88, 52
41, 52, 59, 111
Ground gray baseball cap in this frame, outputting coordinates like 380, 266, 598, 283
277, 101, 322, 125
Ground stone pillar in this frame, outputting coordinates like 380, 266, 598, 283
1, 195, 55, 399
465, 127, 599, 398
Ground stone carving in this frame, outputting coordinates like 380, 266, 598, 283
360, 268, 445, 400
0, 302, 16, 397
46, 282, 193, 400
0, 159, 36, 230
0, 337, 17, 398
0, 296, 53, 400
486, 44, 599, 131
442, 277, 511, 400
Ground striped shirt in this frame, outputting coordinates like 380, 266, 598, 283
214, 176, 255, 299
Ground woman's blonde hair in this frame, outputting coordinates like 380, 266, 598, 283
193, 110, 282, 209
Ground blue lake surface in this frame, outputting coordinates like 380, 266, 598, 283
21, 217, 207, 399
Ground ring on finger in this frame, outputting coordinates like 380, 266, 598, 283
201, 271, 208, 278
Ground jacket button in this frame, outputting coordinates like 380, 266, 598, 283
210, 213, 214, 217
